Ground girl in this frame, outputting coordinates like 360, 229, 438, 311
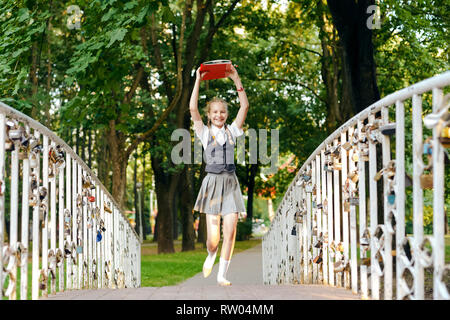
189, 64, 249, 286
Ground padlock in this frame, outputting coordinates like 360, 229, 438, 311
374, 168, 384, 181
331, 145, 341, 157
64, 242, 72, 257
420, 173, 433, 189
64, 209, 71, 223
349, 171, 359, 183
104, 202, 113, 213
387, 191, 395, 205
360, 236, 370, 246
18, 151, 28, 160
82, 176, 92, 189
88, 196, 95, 202
29, 194, 38, 207
324, 162, 333, 172
343, 200, 350, 212
96, 230, 102, 242
333, 160, 342, 170
349, 197, 359, 206
291, 225, 297, 236
334, 260, 345, 272
360, 257, 371, 266
76, 194, 83, 207
380, 123, 396, 136
342, 141, 352, 151
49, 147, 58, 164
48, 165, 55, 180
439, 135, 450, 148
305, 184, 314, 193
39, 186, 47, 201
30, 153, 38, 168
314, 239, 322, 248
76, 245, 83, 254
423, 142, 432, 155
352, 152, 359, 162
313, 252, 323, 264
8, 128, 23, 140
336, 242, 344, 252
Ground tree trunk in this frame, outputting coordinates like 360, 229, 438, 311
196, 163, 207, 247
173, 192, 179, 240
88, 129, 92, 168
30, 41, 39, 119
317, 1, 354, 133
151, 152, 179, 253
327, 0, 380, 114
246, 163, 259, 222
180, 165, 196, 251
197, 213, 207, 247
133, 154, 139, 235
81, 125, 86, 162
141, 154, 147, 240
107, 120, 129, 209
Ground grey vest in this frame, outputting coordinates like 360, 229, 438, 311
204, 126, 236, 173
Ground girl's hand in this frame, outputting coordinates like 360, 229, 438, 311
226, 64, 240, 82
196, 67, 208, 81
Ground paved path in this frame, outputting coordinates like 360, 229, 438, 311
43, 243, 360, 300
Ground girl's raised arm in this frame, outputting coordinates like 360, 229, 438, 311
189, 67, 205, 124
227, 65, 249, 130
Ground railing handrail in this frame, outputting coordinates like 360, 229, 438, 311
274, 70, 450, 224
263, 70, 450, 300
0, 101, 140, 242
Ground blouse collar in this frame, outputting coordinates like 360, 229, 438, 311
210, 124, 226, 135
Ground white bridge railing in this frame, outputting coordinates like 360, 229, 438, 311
262, 71, 450, 300
0, 102, 141, 300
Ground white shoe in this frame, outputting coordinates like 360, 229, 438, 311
217, 278, 232, 286
202, 249, 217, 278
217, 258, 231, 286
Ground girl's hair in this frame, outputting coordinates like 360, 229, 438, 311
203, 97, 228, 127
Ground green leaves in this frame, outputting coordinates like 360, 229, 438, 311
161, 6, 175, 23
101, 7, 117, 22
107, 28, 128, 48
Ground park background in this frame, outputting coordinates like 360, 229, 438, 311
0, 0, 448, 259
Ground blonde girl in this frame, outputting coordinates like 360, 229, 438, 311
189, 64, 249, 286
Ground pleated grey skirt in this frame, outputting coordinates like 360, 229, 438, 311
194, 171, 246, 215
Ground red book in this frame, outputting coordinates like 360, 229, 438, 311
200, 60, 232, 80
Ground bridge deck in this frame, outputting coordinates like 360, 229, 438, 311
43, 244, 359, 300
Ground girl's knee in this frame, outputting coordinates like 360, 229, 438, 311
223, 230, 237, 243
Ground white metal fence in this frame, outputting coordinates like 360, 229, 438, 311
262, 71, 450, 300
0, 102, 141, 300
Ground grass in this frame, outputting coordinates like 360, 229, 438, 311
140, 238, 262, 287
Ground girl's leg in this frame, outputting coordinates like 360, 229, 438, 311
203, 214, 221, 278
217, 212, 238, 285
206, 214, 221, 252
220, 213, 238, 260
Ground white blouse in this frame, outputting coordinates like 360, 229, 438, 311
192, 120, 244, 150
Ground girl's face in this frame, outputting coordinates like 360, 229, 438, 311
208, 102, 228, 128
